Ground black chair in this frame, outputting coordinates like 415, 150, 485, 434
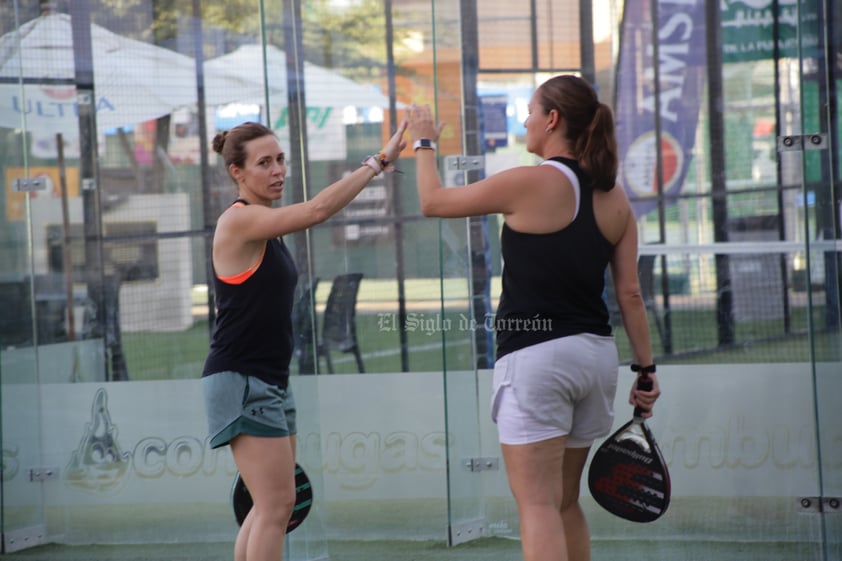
33, 273, 74, 343
81, 274, 129, 381
0, 279, 33, 348
292, 275, 320, 374
318, 273, 365, 373
7, 273, 93, 347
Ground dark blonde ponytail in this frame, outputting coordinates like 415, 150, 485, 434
537, 75, 618, 191
575, 102, 618, 191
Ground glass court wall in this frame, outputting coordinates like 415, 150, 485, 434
0, 0, 839, 559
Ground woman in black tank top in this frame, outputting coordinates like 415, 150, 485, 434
407, 75, 661, 561
203, 120, 407, 561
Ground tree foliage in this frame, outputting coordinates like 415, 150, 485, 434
6, 0, 416, 83
299, 0, 389, 81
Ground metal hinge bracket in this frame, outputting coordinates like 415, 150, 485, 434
778, 133, 828, 152
3, 525, 47, 553
462, 456, 499, 472
29, 467, 60, 482
11, 177, 47, 192
444, 155, 485, 171
798, 496, 841, 513
448, 517, 486, 546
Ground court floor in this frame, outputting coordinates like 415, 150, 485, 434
0, 537, 818, 561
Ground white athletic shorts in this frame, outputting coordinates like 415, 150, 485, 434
491, 333, 619, 447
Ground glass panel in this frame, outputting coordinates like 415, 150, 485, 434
0, 0, 336, 553
429, 0, 839, 558
439, 215, 486, 545
429, 0, 489, 545
263, 0, 452, 546
0, 2, 47, 552
584, 0, 830, 557
799, 0, 842, 559
1, 0, 838, 559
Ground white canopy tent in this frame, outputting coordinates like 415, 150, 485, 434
206, 44, 400, 160
204, 44, 396, 112
0, 13, 266, 135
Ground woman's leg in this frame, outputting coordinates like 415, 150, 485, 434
234, 506, 255, 561
231, 434, 296, 561
502, 435, 567, 561
560, 446, 592, 561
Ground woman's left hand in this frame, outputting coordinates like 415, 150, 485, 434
407, 103, 445, 143
629, 372, 661, 419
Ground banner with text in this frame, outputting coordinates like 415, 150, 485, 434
721, 0, 820, 64
615, 0, 708, 217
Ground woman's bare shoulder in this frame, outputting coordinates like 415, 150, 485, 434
593, 185, 632, 245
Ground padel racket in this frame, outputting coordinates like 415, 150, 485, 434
232, 463, 313, 532
587, 373, 670, 522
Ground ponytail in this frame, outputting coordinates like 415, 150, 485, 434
576, 103, 618, 192
537, 75, 619, 192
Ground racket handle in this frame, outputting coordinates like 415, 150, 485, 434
634, 374, 653, 417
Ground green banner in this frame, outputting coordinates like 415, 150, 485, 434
721, 0, 820, 63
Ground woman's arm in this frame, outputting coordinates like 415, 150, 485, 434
223, 119, 408, 242
408, 104, 533, 219
610, 209, 661, 416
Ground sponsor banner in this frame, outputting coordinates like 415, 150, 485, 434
615, 0, 707, 217
213, 103, 347, 162
721, 0, 820, 63
273, 105, 347, 162
1, 365, 834, 504
0, 362, 838, 542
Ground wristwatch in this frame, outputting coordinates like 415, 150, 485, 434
413, 138, 436, 151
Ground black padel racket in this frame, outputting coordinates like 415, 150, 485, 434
587, 374, 670, 522
232, 463, 313, 532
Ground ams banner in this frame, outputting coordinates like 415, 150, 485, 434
615, 0, 706, 217
616, 0, 819, 217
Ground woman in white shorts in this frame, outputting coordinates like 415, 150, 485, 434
408, 75, 661, 561
491, 334, 618, 448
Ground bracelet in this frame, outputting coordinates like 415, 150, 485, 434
362, 155, 382, 175
376, 151, 396, 172
631, 363, 656, 375
413, 138, 436, 151
362, 151, 400, 175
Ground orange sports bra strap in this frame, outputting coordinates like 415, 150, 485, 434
218, 242, 267, 285
218, 198, 261, 284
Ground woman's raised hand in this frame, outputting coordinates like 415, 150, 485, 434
407, 103, 445, 143
382, 116, 409, 163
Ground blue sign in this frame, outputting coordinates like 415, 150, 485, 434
480, 95, 509, 151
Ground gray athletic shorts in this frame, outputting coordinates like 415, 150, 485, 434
203, 371, 296, 449
491, 333, 619, 447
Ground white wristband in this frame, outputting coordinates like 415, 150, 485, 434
413, 138, 436, 151
362, 155, 382, 175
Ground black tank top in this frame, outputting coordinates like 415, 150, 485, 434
203, 217, 298, 387
495, 157, 613, 360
